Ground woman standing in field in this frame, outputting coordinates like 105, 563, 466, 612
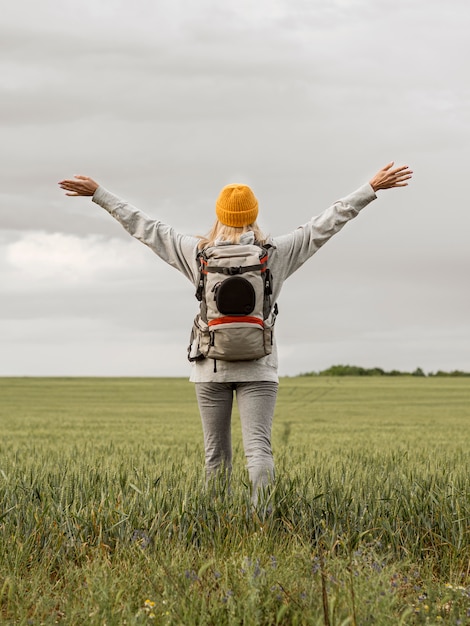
59, 163, 412, 506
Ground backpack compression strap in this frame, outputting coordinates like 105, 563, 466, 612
194, 245, 272, 305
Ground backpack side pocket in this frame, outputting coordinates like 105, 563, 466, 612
187, 317, 210, 362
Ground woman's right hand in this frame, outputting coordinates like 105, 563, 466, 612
58, 175, 99, 196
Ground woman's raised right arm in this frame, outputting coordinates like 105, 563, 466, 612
58, 176, 200, 283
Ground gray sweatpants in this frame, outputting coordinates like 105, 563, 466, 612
195, 381, 278, 504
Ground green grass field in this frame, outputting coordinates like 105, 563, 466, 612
1, 376, 469, 625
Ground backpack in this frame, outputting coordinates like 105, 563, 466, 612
188, 243, 278, 365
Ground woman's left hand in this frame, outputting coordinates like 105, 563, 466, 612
369, 163, 413, 191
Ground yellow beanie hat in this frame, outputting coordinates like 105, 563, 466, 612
215, 184, 259, 227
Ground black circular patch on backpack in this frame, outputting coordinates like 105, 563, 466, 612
215, 276, 256, 315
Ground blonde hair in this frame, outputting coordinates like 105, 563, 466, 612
197, 220, 267, 250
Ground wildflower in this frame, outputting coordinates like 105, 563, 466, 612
143, 599, 157, 618
241, 557, 263, 578
132, 530, 151, 549
184, 569, 198, 582
222, 590, 234, 604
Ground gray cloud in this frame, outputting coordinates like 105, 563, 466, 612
1, 0, 469, 375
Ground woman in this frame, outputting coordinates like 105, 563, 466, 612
59, 162, 412, 505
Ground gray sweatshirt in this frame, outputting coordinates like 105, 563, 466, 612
92, 183, 377, 383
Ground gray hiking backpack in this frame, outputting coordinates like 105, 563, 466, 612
188, 243, 278, 365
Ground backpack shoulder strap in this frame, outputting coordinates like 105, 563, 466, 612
195, 249, 207, 302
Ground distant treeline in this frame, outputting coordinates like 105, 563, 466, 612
300, 365, 470, 377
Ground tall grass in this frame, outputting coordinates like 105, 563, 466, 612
1, 377, 469, 625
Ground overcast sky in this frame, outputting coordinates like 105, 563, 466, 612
2, 0, 469, 377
